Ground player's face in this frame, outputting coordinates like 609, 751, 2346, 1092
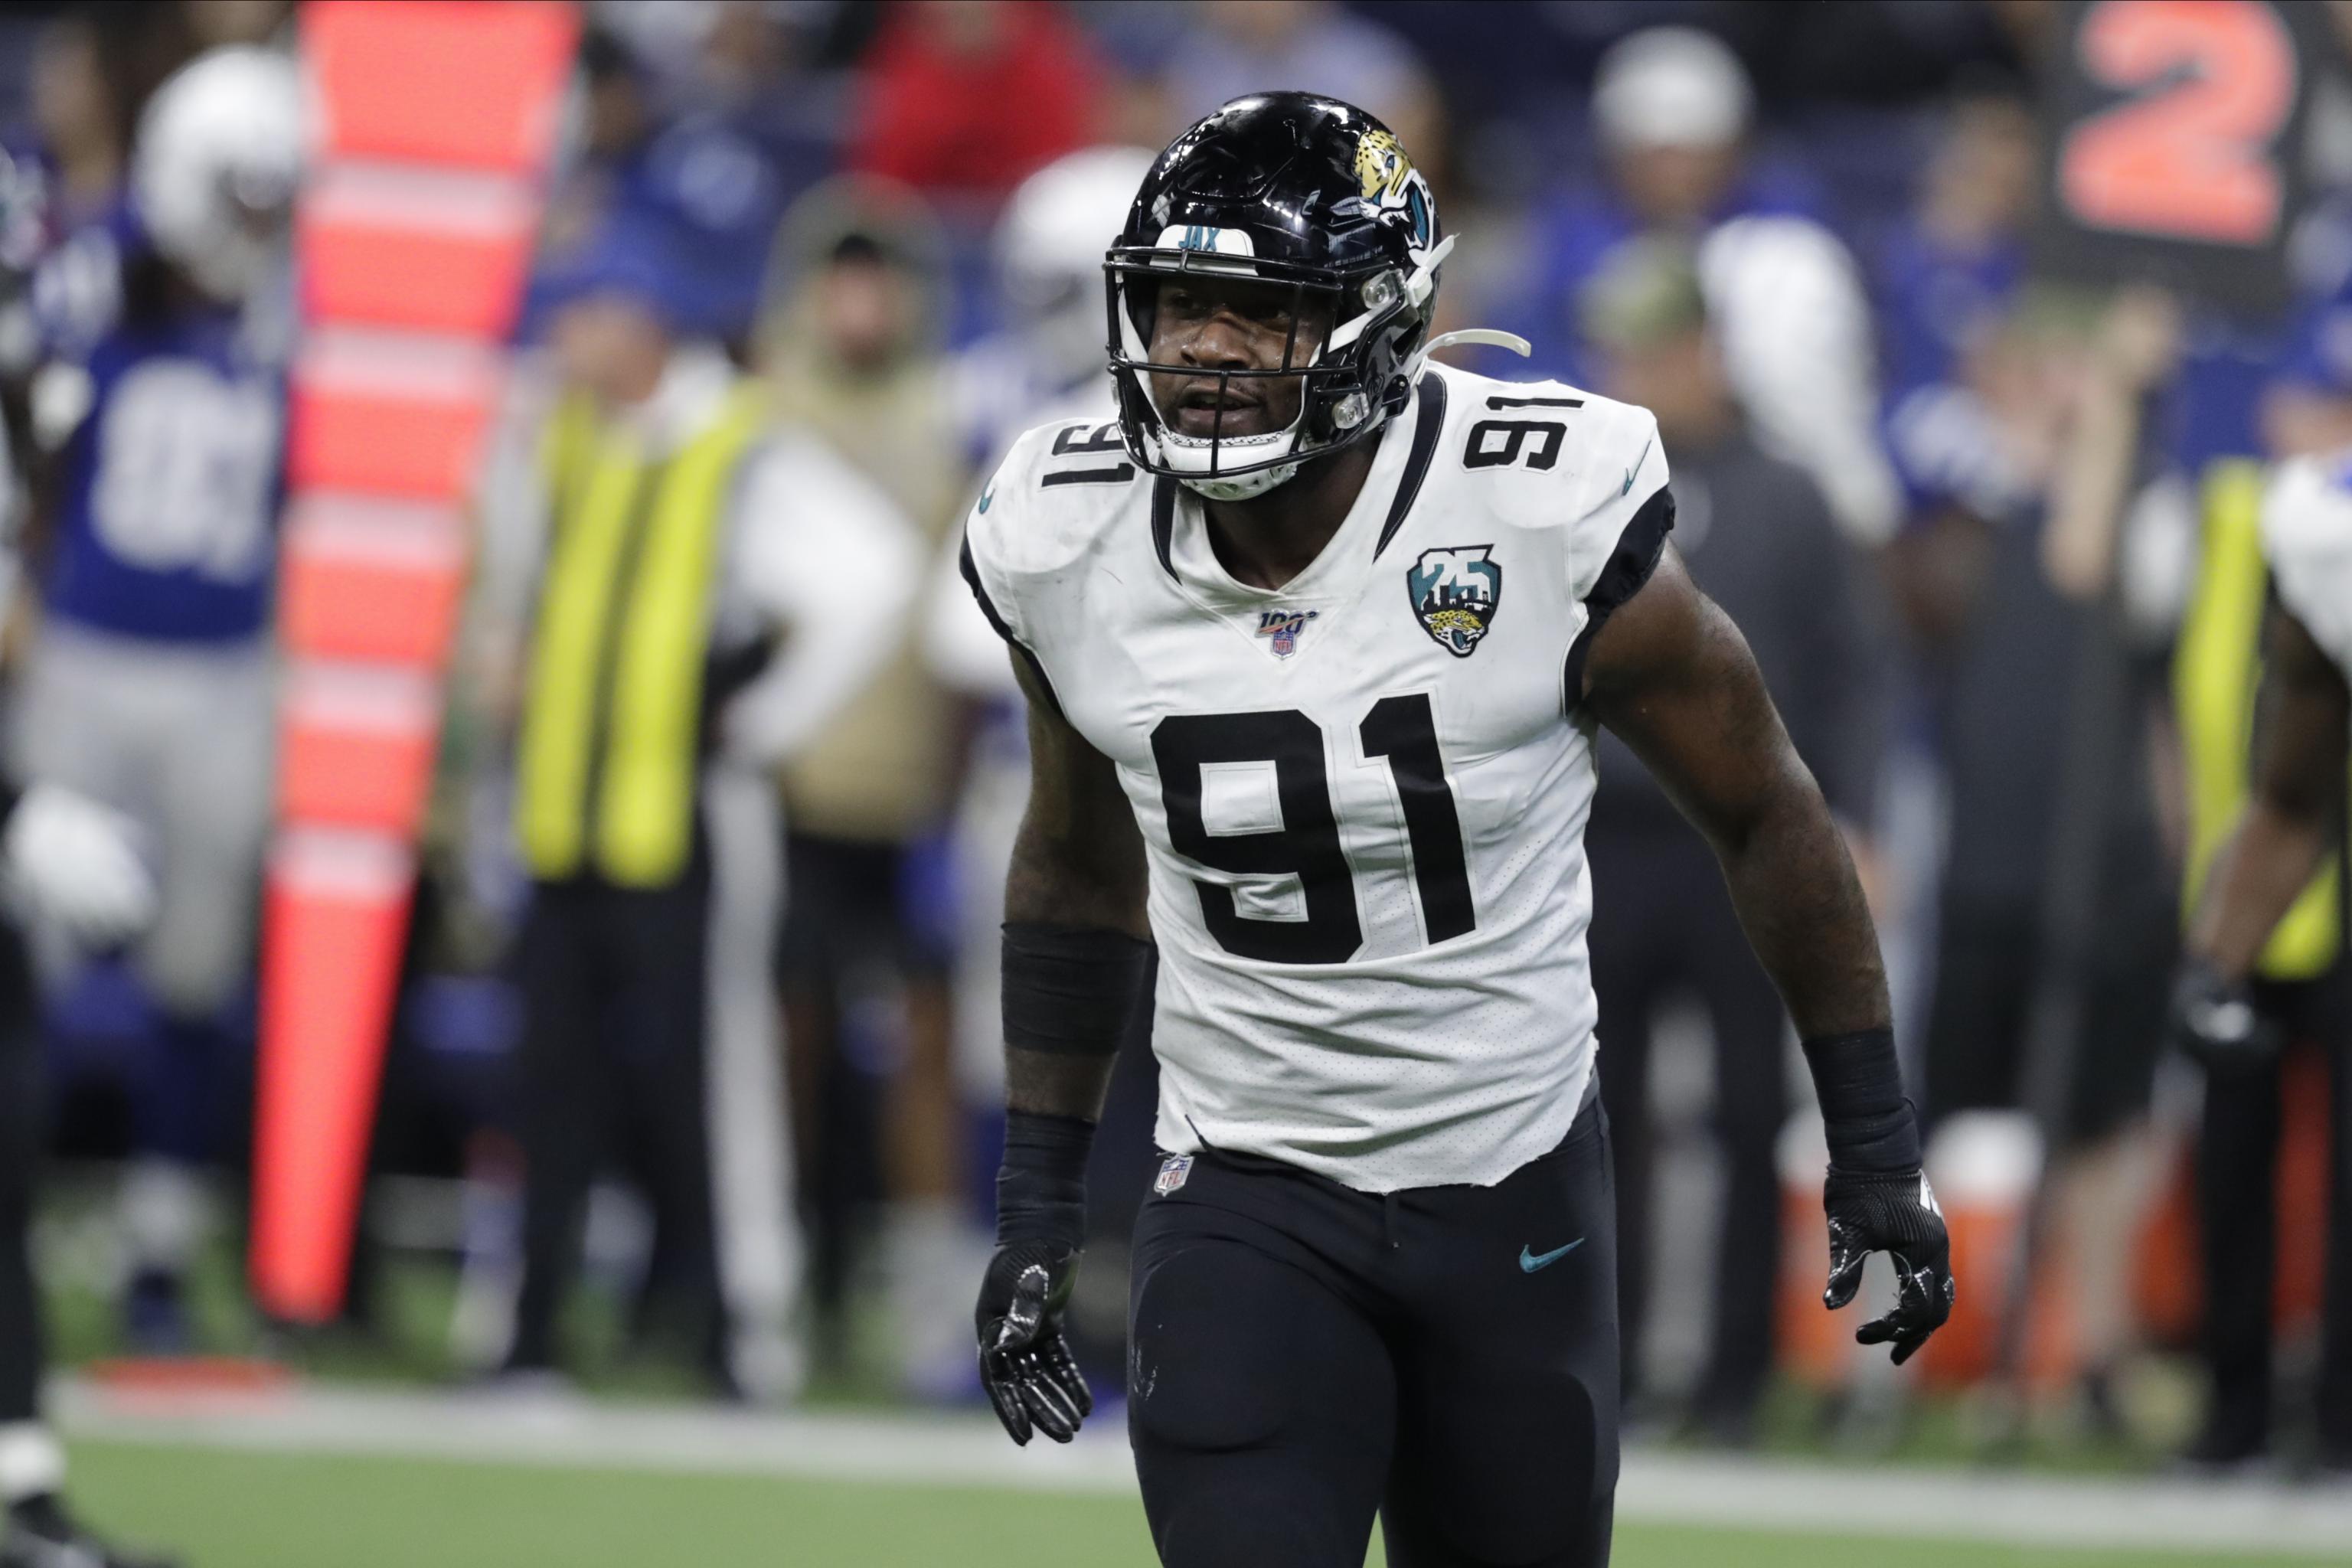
550, 292, 672, 408
1145, 276, 1334, 439
1610, 141, 1739, 228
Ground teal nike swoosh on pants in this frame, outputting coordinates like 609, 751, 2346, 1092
1519, 1238, 1585, 1272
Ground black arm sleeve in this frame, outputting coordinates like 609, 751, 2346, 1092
1563, 485, 1677, 713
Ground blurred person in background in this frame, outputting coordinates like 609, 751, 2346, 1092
0, 139, 181, 1568
19, 15, 121, 243
935, 145, 1158, 1070
755, 175, 976, 1396
1873, 79, 2035, 413
8, 44, 296, 1352
8, 5, 203, 466
7, 0, 272, 263
0, 789, 169, 1563
475, 212, 920, 1400
847, 0, 1101, 217
927, 144, 1171, 1387
1146, 1, 1442, 175
1895, 289, 2188, 1429
1578, 240, 1886, 1444
763, 176, 966, 518
534, 22, 796, 351
1512, 25, 1900, 547
953, 145, 1157, 464
2163, 289, 2352, 1473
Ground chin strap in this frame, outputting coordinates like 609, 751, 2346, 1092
1403, 233, 1455, 307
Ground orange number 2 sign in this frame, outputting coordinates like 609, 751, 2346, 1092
2058, 0, 2298, 248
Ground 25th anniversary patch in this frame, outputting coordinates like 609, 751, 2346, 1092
1407, 545, 1501, 657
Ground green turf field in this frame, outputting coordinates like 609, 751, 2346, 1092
62, 1439, 2345, 1568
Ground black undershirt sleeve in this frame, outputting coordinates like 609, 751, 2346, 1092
1563, 485, 1677, 713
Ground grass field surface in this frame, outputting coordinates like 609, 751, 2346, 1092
30, 1209, 2351, 1567
62, 1439, 2349, 1568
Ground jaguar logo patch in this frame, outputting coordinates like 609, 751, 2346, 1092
1407, 545, 1501, 657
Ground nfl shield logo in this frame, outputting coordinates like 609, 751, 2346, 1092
1154, 1154, 1194, 1195
1255, 608, 1318, 659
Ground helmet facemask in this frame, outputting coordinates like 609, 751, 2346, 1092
1105, 243, 1431, 501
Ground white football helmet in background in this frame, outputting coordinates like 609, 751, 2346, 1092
132, 46, 302, 303
994, 145, 1155, 397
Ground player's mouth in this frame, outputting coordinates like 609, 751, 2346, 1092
1167, 382, 1272, 439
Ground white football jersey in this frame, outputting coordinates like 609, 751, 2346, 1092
2262, 454, 2352, 681
962, 362, 1672, 1191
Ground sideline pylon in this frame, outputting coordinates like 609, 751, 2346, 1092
251, 1, 574, 1323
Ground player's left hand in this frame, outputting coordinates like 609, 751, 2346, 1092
975, 1240, 1091, 1446
2169, 959, 2282, 1076
1822, 1167, 1955, 1366
2, 782, 157, 947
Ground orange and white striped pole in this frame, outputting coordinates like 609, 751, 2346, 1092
252, 1, 575, 1324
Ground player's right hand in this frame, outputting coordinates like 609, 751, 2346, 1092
2, 782, 157, 947
2170, 959, 2282, 1076
1823, 1167, 1955, 1366
975, 1240, 1090, 1446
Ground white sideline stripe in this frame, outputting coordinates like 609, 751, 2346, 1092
1615, 1453, 2352, 1559
49, 1382, 2352, 1560
50, 1382, 1136, 1495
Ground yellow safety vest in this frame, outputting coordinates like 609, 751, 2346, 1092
516, 383, 766, 887
2173, 458, 2341, 978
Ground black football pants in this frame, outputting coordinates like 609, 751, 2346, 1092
2197, 973, 2352, 1458
1128, 1085, 1617, 1568
0, 988, 39, 1426
508, 868, 723, 1376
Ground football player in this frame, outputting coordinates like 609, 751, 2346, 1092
0, 147, 179, 1568
2173, 457, 2351, 1065
962, 96, 1953, 1567
0, 785, 175, 1568
12, 46, 296, 1347
2170, 323, 2352, 1474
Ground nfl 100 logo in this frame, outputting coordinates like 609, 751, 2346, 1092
1255, 607, 1318, 659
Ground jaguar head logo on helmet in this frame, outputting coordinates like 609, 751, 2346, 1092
1354, 129, 1410, 204
1102, 93, 1458, 502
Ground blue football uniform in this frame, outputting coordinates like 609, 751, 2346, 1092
44, 304, 283, 643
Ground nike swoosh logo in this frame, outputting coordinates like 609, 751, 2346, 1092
1520, 1239, 1584, 1273
1622, 439, 1652, 497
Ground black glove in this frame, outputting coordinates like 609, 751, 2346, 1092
2170, 959, 2282, 1076
975, 1238, 1091, 1446
1823, 1167, 1955, 1366
978, 1109, 1096, 1446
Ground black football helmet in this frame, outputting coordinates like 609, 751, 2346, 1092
1105, 93, 1451, 500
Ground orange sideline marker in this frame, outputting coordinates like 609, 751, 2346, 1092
253, 0, 573, 1322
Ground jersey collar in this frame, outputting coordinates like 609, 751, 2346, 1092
1153, 371, 1448, 610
